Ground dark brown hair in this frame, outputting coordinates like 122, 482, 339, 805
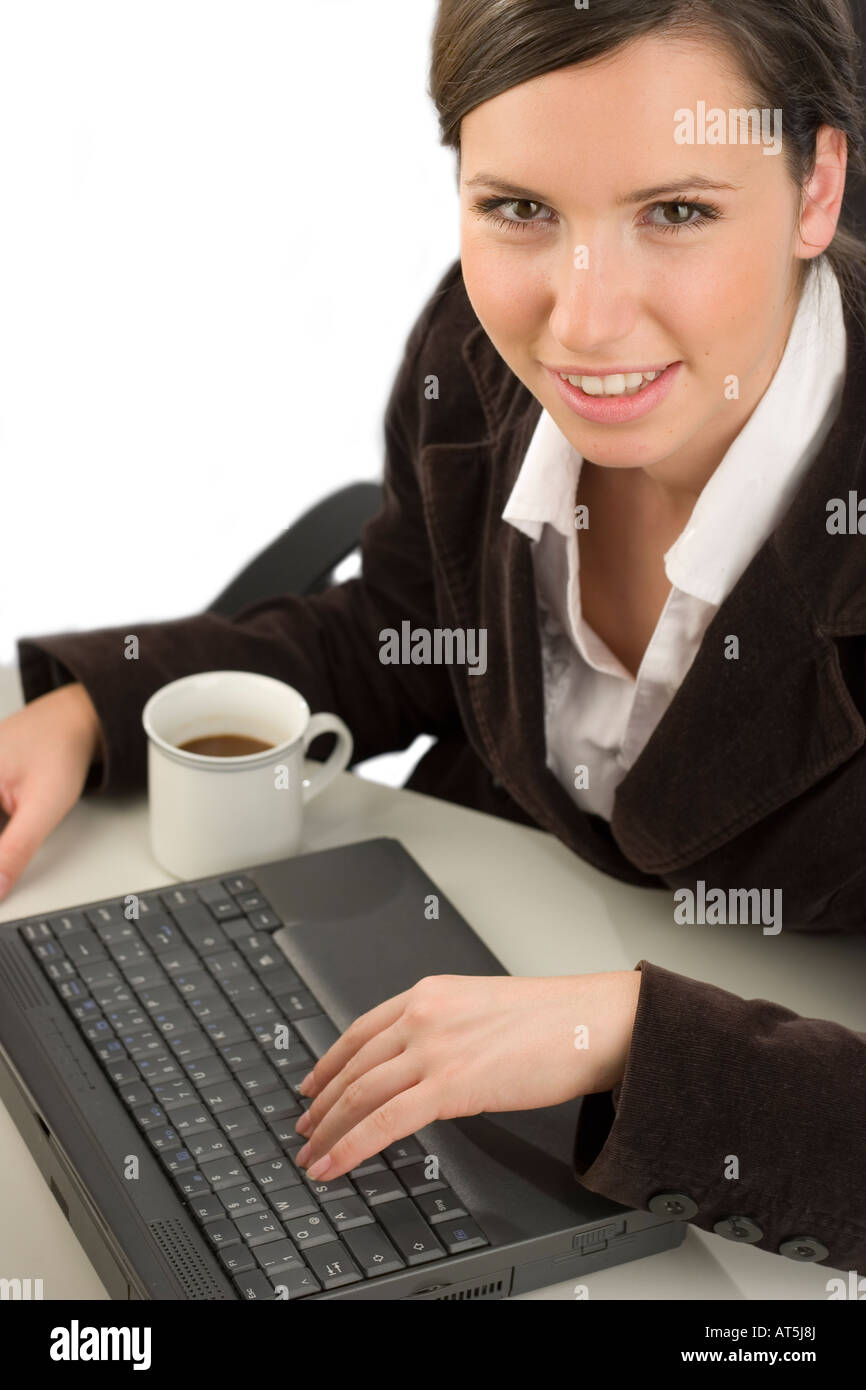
429, 0, 866, 321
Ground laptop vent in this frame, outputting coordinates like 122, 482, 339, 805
434, 1279, 506, 1301
148, 1220, 232, 1300
0, 940, 51, 1008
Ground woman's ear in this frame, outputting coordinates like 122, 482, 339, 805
797, 124, 848, 262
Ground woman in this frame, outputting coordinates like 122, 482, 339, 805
3, 0, 866, 1275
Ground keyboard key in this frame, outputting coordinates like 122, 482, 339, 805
22, 921, 53, 943
187, 1130, 232, 1162
303, 1173, 355, 1202
200, 1157, 251, 1191
234, 1211, 284, 1247
223, 875, 259, 896
64, 931, 108, 965
174, 1170, 210, 1200
321, 1195, 375, 1232
46, 959, 77, 982
274, 990, 321, 1021
396, 1161, 448, 1196
133, 1102, 168, 1131
168, 1033, 214, 1065
48, 911, 88, 936
414, 1187, 468, 1224
218, 1106, 262, 1141
376, 1198, 447, 1265
268, 1266, 320, 1299
436, 1216, 489, 1255
283, 1212, 336, 1249
235, 1131, 281, 1166
219, 1040, 262, 1073
254, 1238, 304, 1276
349, 1156, 387, 1179
203, 1017, 250, 1047
270, 1187, 319, 1221
219, 1247, 256, 1276
248, 1158, 302, 1194
383, 1137, 424, 1168
234, 1270, 276, 1300
160, 887, 197, 911
184, 1057, 230, 1087
152, 1078, 198, 1111
205, 1220, 241, 1250
304, 1240, 362, 1289
147, 1125, 181, 1153
161, 1147, 197, 1175
236, 892, 266, 911
85, 903, 127, 931
343, 1223, 405, 1277
118, 1081, 153, 1108
252, 1091, 300, 1123
190, 1194, 225, 1224
248, 909, 282, 930
235, 1064, 283, 1099
220, 1183, 268, 1217
199, 1079, 245, 1114
353, 1173, 406, 1206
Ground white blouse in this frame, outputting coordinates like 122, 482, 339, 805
502, 257, 848, 819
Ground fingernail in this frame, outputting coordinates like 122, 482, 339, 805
298, 1071, 314, 1095
295, 1113, 311, 1136
296, 1142, 311, 1165
306, 1153, 331, 1179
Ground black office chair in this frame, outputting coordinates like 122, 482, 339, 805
207, 481, 383, 614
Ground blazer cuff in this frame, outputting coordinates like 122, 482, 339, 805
571, 958, 866, 1271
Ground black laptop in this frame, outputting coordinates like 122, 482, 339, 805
0, 836, 685, 1299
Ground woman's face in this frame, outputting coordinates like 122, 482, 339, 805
459, 34, 845, 486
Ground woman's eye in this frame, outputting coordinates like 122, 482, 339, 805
472, 197, 555, 232
642, 200, 722, 234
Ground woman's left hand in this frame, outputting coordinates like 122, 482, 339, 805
293, 970, 642, 1180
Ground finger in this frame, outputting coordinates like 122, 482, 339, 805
300, 990, 410, 1098
301, 1077, 440, 1181
0, 791, 55, 899
296, 1019, 405, 1138
297, 1050, 420, 1166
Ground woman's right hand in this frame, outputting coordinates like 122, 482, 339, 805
0, 682, 104, 902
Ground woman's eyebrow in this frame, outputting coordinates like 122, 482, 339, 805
464, 172, 741, 203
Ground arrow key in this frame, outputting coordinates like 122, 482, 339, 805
343, 1222, 405, 1277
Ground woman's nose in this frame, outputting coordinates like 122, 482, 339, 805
547, 243, 640, 357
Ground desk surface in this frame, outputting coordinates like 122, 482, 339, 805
1, 663, 861, 1301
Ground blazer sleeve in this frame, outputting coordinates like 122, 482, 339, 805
15, 264, 463, 798
573, 959, 866, 1272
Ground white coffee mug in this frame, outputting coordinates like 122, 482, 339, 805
141, 670, 353, 879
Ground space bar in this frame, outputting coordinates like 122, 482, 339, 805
293, 1014, 341, 1059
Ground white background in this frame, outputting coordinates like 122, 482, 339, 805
0, 0, 457, 781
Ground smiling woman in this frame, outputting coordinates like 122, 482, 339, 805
5, 0, 866, 1293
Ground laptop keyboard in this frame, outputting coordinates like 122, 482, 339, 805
18, 871, 490, 1298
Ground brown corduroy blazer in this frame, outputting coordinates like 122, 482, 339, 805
17, 258, 866, 1272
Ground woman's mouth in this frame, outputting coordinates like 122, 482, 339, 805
545, 361, 682, 423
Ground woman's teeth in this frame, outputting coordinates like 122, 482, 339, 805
559, 369, 664, 397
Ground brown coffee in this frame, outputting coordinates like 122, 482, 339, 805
177, 733, 275, 757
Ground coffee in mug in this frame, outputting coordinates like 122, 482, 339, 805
177, 733, 275, 757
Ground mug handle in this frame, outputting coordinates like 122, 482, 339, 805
301, 712, 354, 804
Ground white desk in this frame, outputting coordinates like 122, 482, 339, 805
1, 662, 862, 1300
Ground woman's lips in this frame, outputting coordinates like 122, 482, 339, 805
546, 362, 682, 424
